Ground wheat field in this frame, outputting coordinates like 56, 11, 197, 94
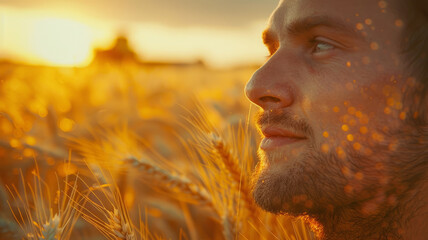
0, 60, 316, 239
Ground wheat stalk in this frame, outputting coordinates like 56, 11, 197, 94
0, 140, 68, 162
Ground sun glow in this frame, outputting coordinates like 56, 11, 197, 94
0, 6, 268, 68
29, 17, 93, 66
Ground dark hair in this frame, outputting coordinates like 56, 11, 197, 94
394, 0, 428, 123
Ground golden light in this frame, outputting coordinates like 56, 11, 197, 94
59, 117, 75, 132
57, 162, 78, 177
323, 131, 329, 138
29, 17, 93, 66
0, 7, 268, 68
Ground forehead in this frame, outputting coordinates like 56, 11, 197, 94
268, 0, 399, 36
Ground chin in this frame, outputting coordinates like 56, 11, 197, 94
252, 146, 350, 216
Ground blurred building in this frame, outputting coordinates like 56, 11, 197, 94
92, 36, 140, 64
92, 35, 205, 68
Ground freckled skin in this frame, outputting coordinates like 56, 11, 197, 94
246, 0, 428, 239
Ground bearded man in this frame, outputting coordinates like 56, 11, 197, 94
245, 0, 427, 239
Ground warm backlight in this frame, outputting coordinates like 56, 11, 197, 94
29, 17, 93, 66
0, 7, 268, 68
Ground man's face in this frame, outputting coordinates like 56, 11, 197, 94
246, 0, 411, 215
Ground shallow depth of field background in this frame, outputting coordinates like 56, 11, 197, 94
0, 1, 316, 239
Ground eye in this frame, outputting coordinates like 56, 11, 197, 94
310, 37, 338, 57
313, 42, 334, 53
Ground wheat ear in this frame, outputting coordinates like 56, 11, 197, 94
7, 165, 80, 240
75, 175, 137, 240
209, 133, 258, 216
222, 212, 238, 240
33, 213, 62, 240
123, 157, 213, 207
107, 208, 135, 240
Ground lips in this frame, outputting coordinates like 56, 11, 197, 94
260, 126, 306, 150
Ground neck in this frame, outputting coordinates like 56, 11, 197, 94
315, 204, 402, 239
402, 180, 428, 240
314, 125, 428, 240
400, 123, 428, 240
313, 180, 428, 240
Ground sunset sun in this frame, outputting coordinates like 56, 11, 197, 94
29, 17, 93, 66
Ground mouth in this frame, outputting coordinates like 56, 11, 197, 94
260, 126, 307, 150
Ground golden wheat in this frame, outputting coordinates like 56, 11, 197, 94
6, 162, 81, 240
123, 157, 213, 208
0, 62, 318, 239
78, 185, 137, 239
108, 207, 136, 240
208, 132, 259, 217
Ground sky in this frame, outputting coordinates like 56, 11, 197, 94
0, 0, 279, 68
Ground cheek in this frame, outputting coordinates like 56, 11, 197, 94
298, 52, 406, 148
308, 74, 405, 155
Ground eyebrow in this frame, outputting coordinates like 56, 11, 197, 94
288, 15, 361, 37
262, 29, 279, 54
262, 15, 364, 47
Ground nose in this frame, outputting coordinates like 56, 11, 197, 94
245, 57, 295, 110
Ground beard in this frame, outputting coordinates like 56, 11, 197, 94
252, 143, 350, 216
251, 109, 427, 220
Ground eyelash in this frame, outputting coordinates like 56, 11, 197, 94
311, 40, 334, 52
309, 37, 338, 57
265, 37, 338, 59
